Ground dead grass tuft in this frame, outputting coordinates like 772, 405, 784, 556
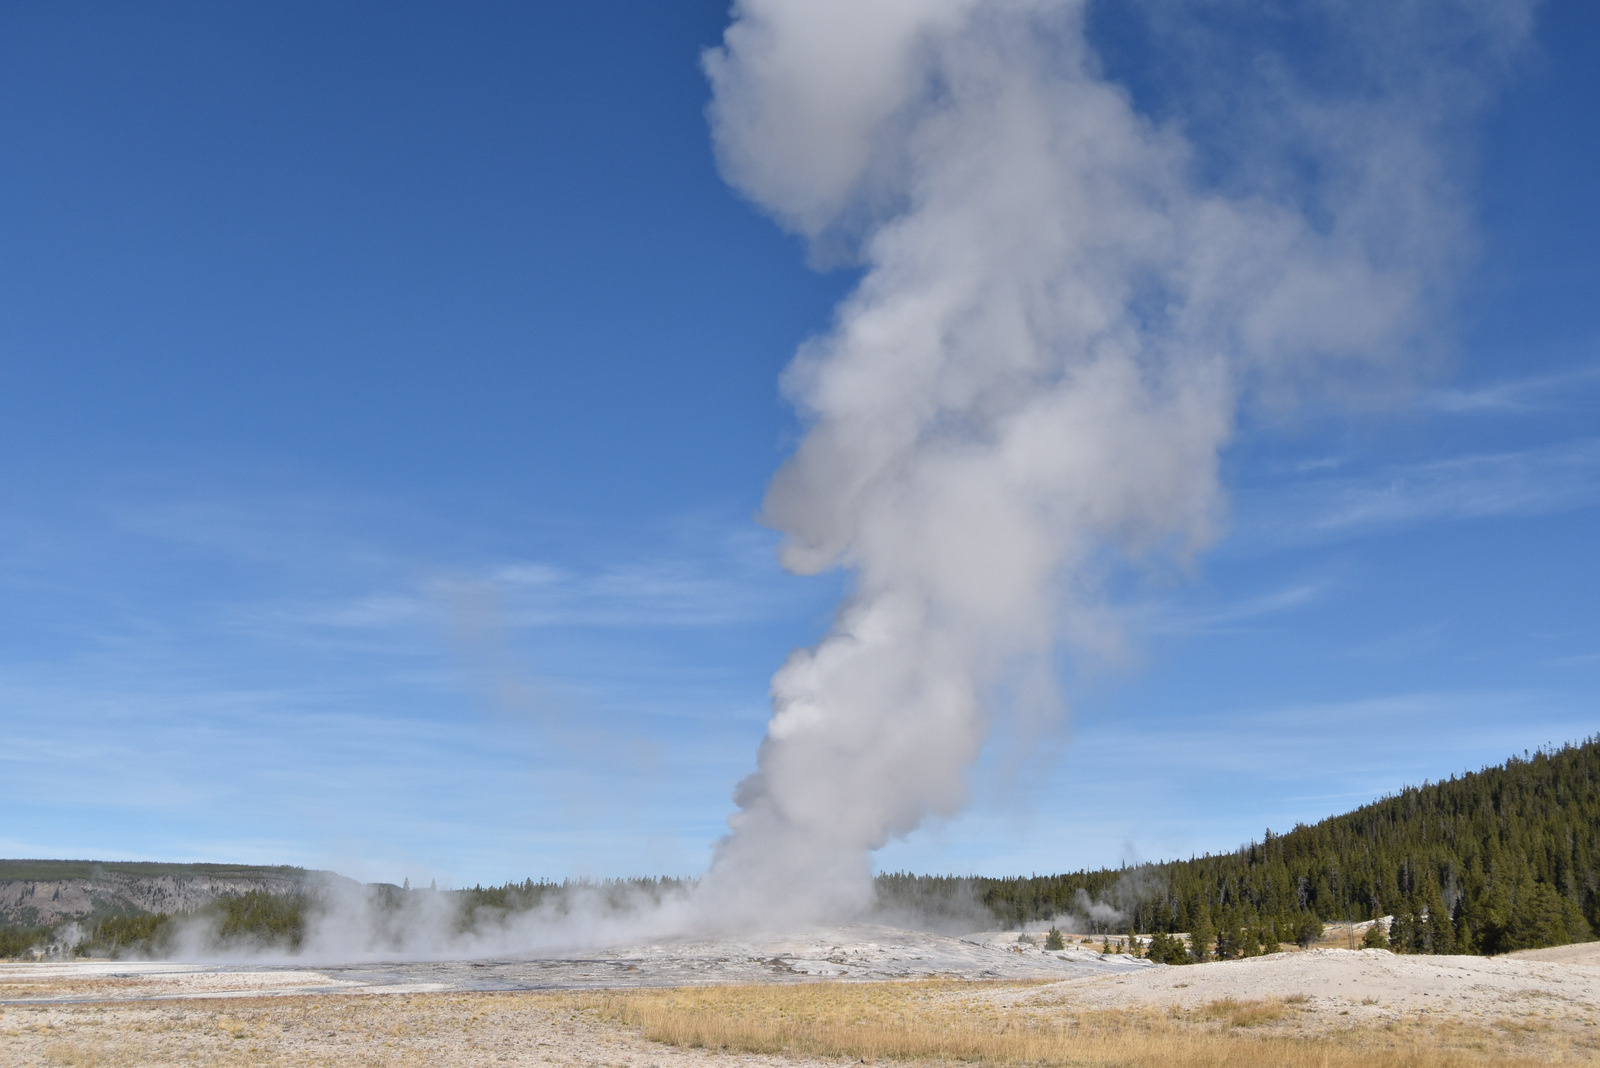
1188, 996, 1299, 1027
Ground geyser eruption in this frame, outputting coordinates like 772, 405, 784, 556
694, 0, 1532, 926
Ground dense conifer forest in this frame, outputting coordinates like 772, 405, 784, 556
880, 736, 1600, 956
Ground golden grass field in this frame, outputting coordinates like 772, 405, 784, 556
4, 977, 1598, 1067
570, 979, 1600, 1067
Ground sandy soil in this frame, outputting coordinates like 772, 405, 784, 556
1511, 942, 1600, 966
0, 989, 847, 1068
2, 928, 1597, 1066
1012, 946, 1600, 1025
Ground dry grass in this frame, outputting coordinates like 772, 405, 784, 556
566, 980, 1599, 1068
4, 980, 1597, 1067
1186, 994, 1297, 1027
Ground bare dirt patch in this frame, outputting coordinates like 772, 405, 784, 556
0, 990, 844, 1068
1511, 943, 1600, 967
1012, 946, 1600, 1026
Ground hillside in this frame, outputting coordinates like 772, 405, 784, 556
0, 861, 318, 928
882, 736, 1600, 956
0, 873, 688, 959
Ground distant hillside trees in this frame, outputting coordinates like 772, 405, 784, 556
877, 737, 1600, 957
1, 875, 693, 959
0, 925, 51, 958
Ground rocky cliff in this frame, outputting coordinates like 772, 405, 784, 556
0, 861, 319, 926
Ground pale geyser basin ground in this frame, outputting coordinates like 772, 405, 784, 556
0, 926, 1147, 1001
3, 926, 1598, 1066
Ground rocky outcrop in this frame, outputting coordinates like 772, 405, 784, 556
0, 863, 319, 926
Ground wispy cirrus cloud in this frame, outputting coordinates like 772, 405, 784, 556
486, 549, 803, 629
249, 527, 819, 640
1424, 362, 1600, 414
0, 672, 746, 880
1134, 581, 1327, 637
1241, 438, 1600, 546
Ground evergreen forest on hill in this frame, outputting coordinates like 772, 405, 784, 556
3, 737, 1597, 959
881, 735, 1600, 957
0, 861, 307, 883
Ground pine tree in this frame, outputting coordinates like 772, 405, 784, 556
1146, 931, 1168, 962
1389, 907, 1414, 953
1424, 884, 1455, 954
1294, 913, 1324, 949
1189, 909, 1214, 963
1215, 915, 1243, 960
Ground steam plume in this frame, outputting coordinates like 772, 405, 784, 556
695, 0, 1532, 925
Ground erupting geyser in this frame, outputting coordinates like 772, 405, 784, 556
691, 0, 1533, 928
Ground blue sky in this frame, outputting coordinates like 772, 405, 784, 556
1, 2, 1596, 888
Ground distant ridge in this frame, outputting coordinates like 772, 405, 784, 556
0, 860, 333, 929
0, 860, 309, 883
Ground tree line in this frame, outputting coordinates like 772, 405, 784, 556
0, 875, 692, 958
878, 736, 1600, 956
